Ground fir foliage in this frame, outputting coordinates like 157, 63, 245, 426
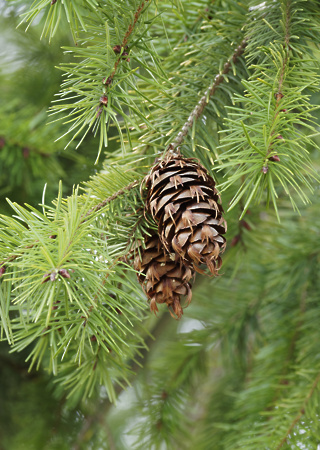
218, 0, 320, 217
1, 0, 320, 448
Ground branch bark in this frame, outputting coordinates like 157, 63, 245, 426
166, 38, 247, 153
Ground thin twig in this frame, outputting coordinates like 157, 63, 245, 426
109, 0, 150, 84
166, 38, 248, 153
265, 1, 291, 160
84, 180, 139, 219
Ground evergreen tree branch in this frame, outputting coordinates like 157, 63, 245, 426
0, 13, 249, 398
2, 1, 320, 446
94, 0, 152, 123
0, 19, 249, 392
277, 0, 291, 93
18, 0, 100, 41
218, 0, 320, 218
50, 0, 161, 159
0, 174, 140, 268
0, 188, 149, 401
73, 36, 248, 213
51, 0, 248, 161
87, 35, 248, 205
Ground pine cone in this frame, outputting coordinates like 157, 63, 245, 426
134, 232, 194, 319
145, 153, 227, 275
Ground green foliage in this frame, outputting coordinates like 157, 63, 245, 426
47, 0, 249, 162
218, 0, 320, 217
17, 0, 100, 41
106, 197, 320, 450
0, 343, 83, 450
50, 0, 163, 160
0, 180, 150, 402
0, 10, 104, 211
1, 0, 320, 448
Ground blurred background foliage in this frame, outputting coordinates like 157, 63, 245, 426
0, 3, 105, 215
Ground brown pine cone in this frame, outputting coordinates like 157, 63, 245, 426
145, 153, 227, 275
134, 232, 194, 319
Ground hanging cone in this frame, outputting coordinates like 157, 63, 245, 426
134, 232, 194, 319
145, 152, 227, 275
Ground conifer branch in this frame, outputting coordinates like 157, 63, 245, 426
218, 0, 320, 216
82, 37, 248, 228
279, 0, 291, 91
167, 38, 247, 153
0, 180, 140, 271
2, 0, 320, 445
79, 37, 249, 225
276, 370, 320, 449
